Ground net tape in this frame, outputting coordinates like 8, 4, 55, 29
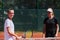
1, 37, 60, 40
19, 37, 60, 40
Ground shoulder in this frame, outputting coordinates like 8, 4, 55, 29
5, 18, 10, 23
53, 17, 58, 23
44, 17, 48, 21
53, 17, 57, 21
44, 17, 48, 23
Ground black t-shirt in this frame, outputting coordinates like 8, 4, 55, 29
44, 17, 58, 34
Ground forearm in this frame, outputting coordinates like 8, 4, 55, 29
43, 24, 46, 34
8, 31, 20, 40
7, 27, 18, 37
56, 24, 59, 36
56, 24, 59, 34
43, 29, 45, 34
43, 29, 46, 36
43, 24, 46, 37
43, 30, 45, 38
8, 32, 18, 37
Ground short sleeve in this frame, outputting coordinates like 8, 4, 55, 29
5, 20, 10, 27
55, 18, 58, 24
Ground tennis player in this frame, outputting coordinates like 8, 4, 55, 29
4, 9, 20, 40
43, 8, 59, 38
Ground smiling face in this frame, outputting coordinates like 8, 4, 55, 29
8, 10, 14, 19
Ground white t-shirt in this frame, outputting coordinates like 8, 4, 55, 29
4, 18, 15, 40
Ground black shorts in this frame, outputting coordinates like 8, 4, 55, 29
45, 32, 56, 37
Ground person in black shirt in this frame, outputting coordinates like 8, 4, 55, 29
43, 8, 59, 38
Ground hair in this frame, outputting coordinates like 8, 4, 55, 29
7, 8, 14, 13
52, 13, 55, 17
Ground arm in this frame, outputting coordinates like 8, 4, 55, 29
43, 24, 46, 38
6, 27, 18, 38
55, 24, 59, 37
43, 18, 47, 38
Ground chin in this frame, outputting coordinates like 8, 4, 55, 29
11, 17, 13, 18
10, 17, 13, 19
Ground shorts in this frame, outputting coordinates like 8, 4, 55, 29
45, 32, 56, 38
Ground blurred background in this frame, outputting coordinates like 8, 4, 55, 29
0, 0, 60, 32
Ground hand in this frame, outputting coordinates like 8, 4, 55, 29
42, 34, 45, 38
19, 36, 22, 38
16, 36, 20, 40
55, 34, 58, 37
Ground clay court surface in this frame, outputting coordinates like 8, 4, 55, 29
0, 32, 60, 40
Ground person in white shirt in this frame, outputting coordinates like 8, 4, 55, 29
4, 9, 20, 40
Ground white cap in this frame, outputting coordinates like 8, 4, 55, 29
47, 8, 53, 13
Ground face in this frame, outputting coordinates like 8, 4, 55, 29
47, 11, 53, 18
8, 10, 14, 19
